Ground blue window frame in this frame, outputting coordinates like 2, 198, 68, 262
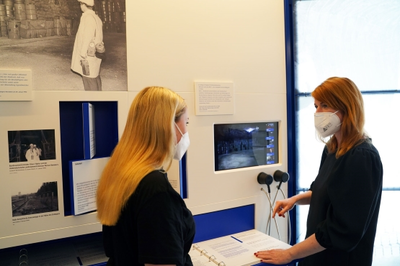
285, 1, 400, 264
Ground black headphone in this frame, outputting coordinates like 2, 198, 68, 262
273, 170, 290, 190
257, 172, 273, 193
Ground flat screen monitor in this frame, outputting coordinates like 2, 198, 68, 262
214, 122, 279, 171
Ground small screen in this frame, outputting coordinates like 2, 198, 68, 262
214, 122, 279, 171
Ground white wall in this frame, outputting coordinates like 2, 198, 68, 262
126, 0, 288, 239
0, 0, 289, 248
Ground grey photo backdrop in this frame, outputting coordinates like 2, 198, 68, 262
0, 0, 127, 91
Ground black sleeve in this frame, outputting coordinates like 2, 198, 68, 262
310, 147, 329, 191
102, 225, 113, 258
137, 189, 185, 265
315, 145, 383, 250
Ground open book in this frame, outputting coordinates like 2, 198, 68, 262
189, 229, 292, 266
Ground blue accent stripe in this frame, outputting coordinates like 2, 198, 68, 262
230, 236, 243, 243
193, 205, 255, 242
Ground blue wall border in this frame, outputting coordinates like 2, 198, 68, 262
193, 204, 255, 242
284, 0, 298, 246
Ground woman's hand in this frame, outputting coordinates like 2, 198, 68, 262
255, 233, 325, 265
273, 191, 312, 218
272, 198, 296, 218
254, 249, 293, 265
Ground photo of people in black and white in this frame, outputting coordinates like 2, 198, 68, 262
8, 129, 56, 162
12, 181, 59, 217
0, 0, 126, 91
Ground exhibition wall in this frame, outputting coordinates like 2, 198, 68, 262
0, 0, 288, 249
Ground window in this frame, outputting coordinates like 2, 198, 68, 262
288, 0, 400, 264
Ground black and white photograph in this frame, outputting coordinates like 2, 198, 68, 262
12, 181, 59, 217
8, 129, 56, 162
0, 0, 127, 91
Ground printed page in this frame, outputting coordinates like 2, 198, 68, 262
191, 230, 291, 266
233, 230, 291, 251
70, 157, 109, 215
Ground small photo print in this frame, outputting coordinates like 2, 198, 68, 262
8, 130, 56, 163
12, 181, 59, 217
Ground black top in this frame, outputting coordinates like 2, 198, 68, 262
299, 140, 383, 266
103, 170, 195, 266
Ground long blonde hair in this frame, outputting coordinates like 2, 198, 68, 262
312, 77, 366, 157
96, 86, 187, 225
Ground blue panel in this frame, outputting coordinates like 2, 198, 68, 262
59, 102, 85, 216
59, 101, 118, 216
193, 204, 255, 242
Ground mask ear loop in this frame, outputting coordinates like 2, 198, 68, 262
332, 110, 342, 127
174, 122, 184, 136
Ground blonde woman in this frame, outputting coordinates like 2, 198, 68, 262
255, 77, 383, 266
97, 86, 194, 266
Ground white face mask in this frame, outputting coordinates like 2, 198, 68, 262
314, 111, 341, 138
174, 123, 190, 160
